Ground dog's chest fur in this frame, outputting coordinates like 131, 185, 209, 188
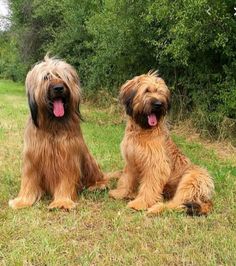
121, 121, 169, 170
24, 125, 83, 193
121, 120, 191, 182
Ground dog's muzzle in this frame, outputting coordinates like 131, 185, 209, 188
151, 100, 163, 110
146, 99, 166, 127
48, 83, 68, 118
52, 83, 65, 95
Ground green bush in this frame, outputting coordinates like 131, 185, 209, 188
0, 32, 26, 81
1, 0, 236, 139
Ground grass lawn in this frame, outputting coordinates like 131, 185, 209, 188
0, 80, 235, 265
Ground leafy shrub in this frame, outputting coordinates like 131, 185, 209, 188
1, 0, 236, 139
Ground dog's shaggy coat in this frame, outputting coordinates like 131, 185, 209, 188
9, 56, 106, 209
109, 72, 214, 215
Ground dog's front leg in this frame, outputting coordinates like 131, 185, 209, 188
9, 163, 43, 209
109, 165, 138, 200
127, 164, 170, 211
48, 177, 78, 210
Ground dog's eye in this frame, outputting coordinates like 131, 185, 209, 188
145, 88, 150, 93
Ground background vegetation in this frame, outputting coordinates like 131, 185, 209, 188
0, 0, 236, 140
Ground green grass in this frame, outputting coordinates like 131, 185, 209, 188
0, 80, 235, 265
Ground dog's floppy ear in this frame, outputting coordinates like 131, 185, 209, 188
119, 78, 138, 116
27, 92, 38, 127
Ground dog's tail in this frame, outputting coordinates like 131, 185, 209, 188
184, 201, 213, 216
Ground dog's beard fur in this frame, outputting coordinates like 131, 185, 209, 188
45, 79, 84, 125
46, 81, 70, 121
128, 94, 168, 129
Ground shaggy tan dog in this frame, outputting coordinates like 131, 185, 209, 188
9, 56, 107, 210
109, 72, 214, 215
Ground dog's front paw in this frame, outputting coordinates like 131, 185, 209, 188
9, 197, 34, 209
127, 198, 148, 211
48, 199, 77, 210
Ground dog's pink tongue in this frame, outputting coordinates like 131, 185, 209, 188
53, 99, 64, 117
148, 113, 157, 126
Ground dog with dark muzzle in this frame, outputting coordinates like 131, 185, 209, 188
109, 72, 214, 216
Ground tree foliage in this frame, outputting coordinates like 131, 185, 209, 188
1, 0, 236, 138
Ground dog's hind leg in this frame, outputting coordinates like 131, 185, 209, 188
87, 171, 123, 191
147, 201, 184, 215
81, 149, 110, 191
148, 166, 214, 215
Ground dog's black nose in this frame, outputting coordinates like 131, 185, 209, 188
53, 84, 64, 93
153, 100, 163, 107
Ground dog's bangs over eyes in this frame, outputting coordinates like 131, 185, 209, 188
43, 72, 61, 82
143, 86, 157, 94
44, 73, 50, 81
